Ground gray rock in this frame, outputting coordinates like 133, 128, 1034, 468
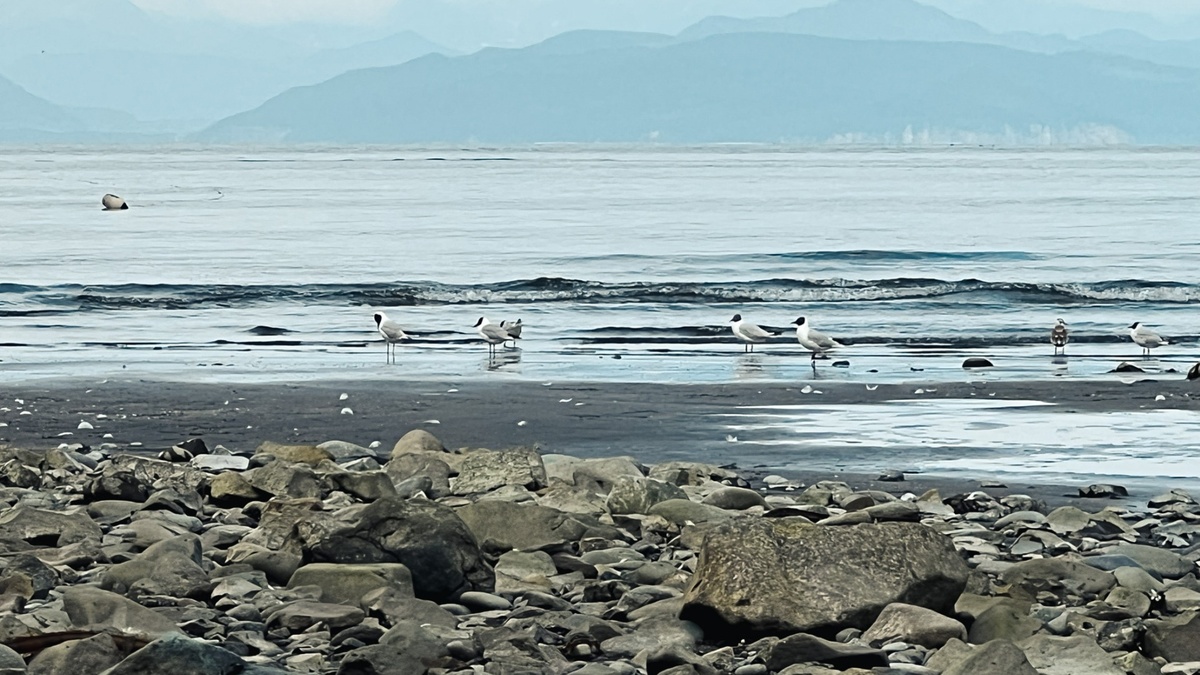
967, 601, 1042, 644
288, 563, 414, 607
27, 632, 125, 675
999, 557, 1116, 597
319, 440, 384, 462
861, 602, 967, 648
648, 499, 736, 525
208, 472, 261, 502
600, 617, 702, 659
253, 441, 333, 466
607, 476, 688, 515
864, 501, 921, 522
494, 550, 557, 594
62, 587, 181, 636
330, 471, 397, 501
0, 643, 25, 671
764, 633, 888, 670
452, 447, 547, 495
682, 520, 969, 637
1079, 484, 1128, 498
246, 460, 322, 499
390, 429, 445, 457
385, 454, 451, 498
1164, 586, 1200, 612
1109, 543, 1194, 579
103, 633, 245, 675
305, 497, 493, 601
265, 600, 365, 633
940, 640, 1038, 675
102, 533, 210, 599
1113, 566, 1166, 595
1146, 613, 1200, 662
1017, 635, 1124, 675
648, 461, 738, 487
0, 506, 102, 547
1099, 586, 1151, 619
456, 500, 623, 553
458, 590, 511, 611
570, 456, 646, 491
701, 487, 768, 511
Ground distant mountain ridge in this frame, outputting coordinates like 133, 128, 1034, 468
202, 31, 1200, 145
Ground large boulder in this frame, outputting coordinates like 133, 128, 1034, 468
451, 448, 546, 495
456, 501, 624, 553
940, 640, 1039, 675
681, 520, 969, 638
1017, 635, 1124, 675
304, 497, 492, 601
103, 633, 245, 675
0, 507, 102, 547
247, 461, 323, 499
1145, 612, 1200, 662
27, 633, 128, 675
61, 587, 181, 636
102, 534, 210, 599
605, 476, 687, 515
91, 455, 207, 498
385, 454, 451, 497
390, 429, 446, 457
288, 563, 414, 607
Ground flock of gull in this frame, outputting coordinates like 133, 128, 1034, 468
374, 312, 1173, 363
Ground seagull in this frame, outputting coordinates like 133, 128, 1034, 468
1129, 322, 1168, 356
1051, 318, 1069, 355
374, 312, 410, 363
729, 314, 778, 352
500, 319, 523, 347
475, 317, 520, 355
792, 317, 842, 361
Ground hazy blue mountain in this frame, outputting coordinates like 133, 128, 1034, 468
202, 31, 1200, 145
923, 0, 1197, 41
679, 0, 1075, 54
0, 73, 83, 134
1079, 30, 1200, 70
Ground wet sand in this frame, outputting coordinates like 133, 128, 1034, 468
3, 376, 1198, 506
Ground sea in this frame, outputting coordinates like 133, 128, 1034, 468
3, 144, 1200, 487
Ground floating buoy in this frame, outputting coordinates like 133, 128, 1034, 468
102, 194, 128, 210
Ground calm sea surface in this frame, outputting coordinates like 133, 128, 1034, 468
3, 145, 1200, 485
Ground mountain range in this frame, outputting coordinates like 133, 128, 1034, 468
7, 0, 1200, 144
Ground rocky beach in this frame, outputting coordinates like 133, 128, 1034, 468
1, 390, 1200, 675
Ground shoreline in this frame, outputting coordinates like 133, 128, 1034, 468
3, 377, 1199, 501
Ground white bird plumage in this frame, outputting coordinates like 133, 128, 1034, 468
373, 311, 410, 364
1129, 322, 1168, 356
475, 317, 521, 355
1051, 318, 1069, 355
792, 316, 843, 361
729, 314, 778, 352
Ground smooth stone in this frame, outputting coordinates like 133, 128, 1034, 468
607, 476, 688, 515
458, 591, 512, 611
390, 429, 446, 457
1109, 543, 1194, 579
287, 563, 414, 607
104, 634, 245, 675
700, 487, 767, 511
941, 640, 1039, 675
764, 633, 888, 671
253, 441, 333, 466
861, 602, 967, 648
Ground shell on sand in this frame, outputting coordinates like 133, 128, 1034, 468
102, 194, 129, 210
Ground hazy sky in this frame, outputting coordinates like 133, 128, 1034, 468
130, 0, 1200, 24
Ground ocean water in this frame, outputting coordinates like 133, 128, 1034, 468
4, 144, 1200, 487
2, 144, 1198, 384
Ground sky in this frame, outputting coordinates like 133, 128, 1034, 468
130, 0, 1200, 24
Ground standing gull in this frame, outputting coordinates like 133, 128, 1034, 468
1051, 318, 1069, 355
500, 319, 523, 348
373, 312, 410, 364
1129, 322, 1168, 356
729, 314, 777, 352
475, 317, 520, 355
792, 317, 842, 361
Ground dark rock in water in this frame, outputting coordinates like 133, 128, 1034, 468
175, 438, 208, 456
1111, 362, 1144, 373
102, 194, 128, 210
962, 358, 994, 369
876, 469, 905, 482
832, 360, 850, 368
305, 497, 493, 602
681, 520, 969, 638
1079, 484, 1128, 499
1189, 363, 1200, 381
247, 325, 292, 336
